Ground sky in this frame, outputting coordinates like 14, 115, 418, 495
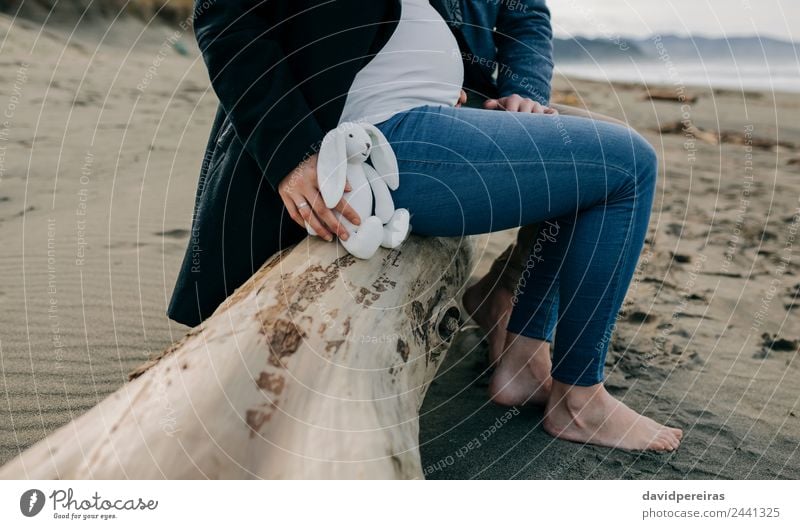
546, 0, 799, 41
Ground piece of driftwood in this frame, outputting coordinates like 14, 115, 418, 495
640, 88, 699, 104
0, 235, 473, 479
659, 120, 795, 151
659, 120, 720, 145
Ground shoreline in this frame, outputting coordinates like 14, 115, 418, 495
554, 67, 800, 96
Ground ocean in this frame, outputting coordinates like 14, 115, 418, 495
556, 60, 800, 93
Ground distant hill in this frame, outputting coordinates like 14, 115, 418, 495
645, 35, 800, 62
552, 37, 647, 63
554, 35, 800, 63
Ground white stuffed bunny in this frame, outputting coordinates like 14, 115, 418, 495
307, 122, 411, 259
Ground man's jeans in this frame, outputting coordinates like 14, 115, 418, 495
375, 104, 657, 386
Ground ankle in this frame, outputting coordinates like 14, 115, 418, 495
550, 380, 607, 412
502, 335, 552, 375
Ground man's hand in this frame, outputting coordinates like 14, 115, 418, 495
483, 94, 558, 114
278, 153, 361, 242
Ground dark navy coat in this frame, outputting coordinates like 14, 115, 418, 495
167, 0, 553, 327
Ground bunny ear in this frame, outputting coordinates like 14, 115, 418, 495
316, 127, 347, 208
362, 123, 399, 190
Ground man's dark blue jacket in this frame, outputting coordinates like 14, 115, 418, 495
436, 0, 554, 105
167, 0, 554, 327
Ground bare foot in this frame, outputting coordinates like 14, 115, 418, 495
462, 271, 513, 364
543, 381, 683, 452
489, 333, 552, 407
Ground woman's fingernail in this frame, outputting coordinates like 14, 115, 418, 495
341, 232, 349, 241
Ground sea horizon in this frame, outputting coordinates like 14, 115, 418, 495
556, 59, 800, 93
553, 33, 800, 93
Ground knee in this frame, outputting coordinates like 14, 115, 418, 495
608, 125, 658, 197
630, 129, 658, 186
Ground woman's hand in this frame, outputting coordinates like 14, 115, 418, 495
278, 153, 361, 241
455, 89, 467, 108
483, 94, 559, 115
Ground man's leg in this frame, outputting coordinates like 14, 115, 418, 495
462, 224, 542, 364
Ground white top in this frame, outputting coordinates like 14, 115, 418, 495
338, 0, 464, 125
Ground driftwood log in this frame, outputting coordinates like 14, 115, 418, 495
0, 235, 473, 479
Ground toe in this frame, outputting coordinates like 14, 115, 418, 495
663, 431, 681, 450
649, 438, 670, 452
653, 432, 677, 452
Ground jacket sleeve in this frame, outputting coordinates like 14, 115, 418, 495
494, 0, 554, 106
193, 0, 325, 189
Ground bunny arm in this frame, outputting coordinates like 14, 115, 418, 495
363, 163, 395, 223
316, 128, 348, 209
362, 123, 399, 190
309, 162, 373, 241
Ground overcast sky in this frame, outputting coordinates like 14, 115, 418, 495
546, 0, 798, 41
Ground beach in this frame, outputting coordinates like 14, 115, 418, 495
1, 13, 799, 478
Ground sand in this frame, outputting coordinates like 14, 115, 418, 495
1, 13, 799, 479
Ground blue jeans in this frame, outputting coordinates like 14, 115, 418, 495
375, 105, 658, 386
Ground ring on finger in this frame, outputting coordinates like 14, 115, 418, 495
297, 201, 309, 209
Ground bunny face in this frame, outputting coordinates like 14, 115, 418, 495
316, 121, 400, 210
342, 126, 373, 163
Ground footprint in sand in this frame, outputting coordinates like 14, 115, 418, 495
755, 332, 799, 359
155, 229, 190, 239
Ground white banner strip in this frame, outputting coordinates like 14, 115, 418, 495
1, 480, 798, 527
